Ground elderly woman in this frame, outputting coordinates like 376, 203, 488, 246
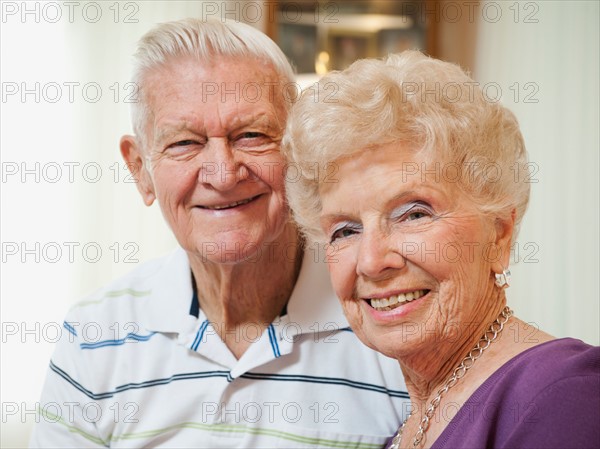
283, 51, 599, 449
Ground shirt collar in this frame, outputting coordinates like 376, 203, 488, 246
285, 245, 349, 335
142, 247, 197, 335
142, 245, 348, 335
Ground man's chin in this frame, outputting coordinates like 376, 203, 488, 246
185, 237, 269, 266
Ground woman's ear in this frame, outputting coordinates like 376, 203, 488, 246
120, 135, 156, 206
491, 208, 516, 274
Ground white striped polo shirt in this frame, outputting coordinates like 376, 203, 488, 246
30, 247, 409, 448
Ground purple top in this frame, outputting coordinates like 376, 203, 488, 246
389, 338, 600, 449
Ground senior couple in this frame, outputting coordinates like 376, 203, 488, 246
32, 19, 598, 448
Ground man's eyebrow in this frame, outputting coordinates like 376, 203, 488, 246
153, 111, 283, 144
230, 113, 283, 133
153, 122, 198, 143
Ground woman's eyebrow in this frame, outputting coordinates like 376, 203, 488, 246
387, 191, 416, 206
320, 211, 359, 227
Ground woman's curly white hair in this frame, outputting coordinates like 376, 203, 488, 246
282, 51, 530, 244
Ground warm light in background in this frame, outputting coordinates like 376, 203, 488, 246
315, 51, 330, 75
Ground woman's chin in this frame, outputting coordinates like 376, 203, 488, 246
349, 291, 435, 358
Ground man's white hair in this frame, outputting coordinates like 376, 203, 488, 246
130, 18, 295, 143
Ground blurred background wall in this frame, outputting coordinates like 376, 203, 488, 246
2, 1, 598, 446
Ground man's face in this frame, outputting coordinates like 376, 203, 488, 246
134, 56, 290, 264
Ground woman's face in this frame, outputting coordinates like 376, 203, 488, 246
319, 143, 510, 360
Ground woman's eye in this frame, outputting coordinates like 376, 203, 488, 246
330, 225, 361, 243
406, 210, 429, 221
391, 202, 433, 223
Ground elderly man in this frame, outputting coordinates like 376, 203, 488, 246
30, 19, 408, 448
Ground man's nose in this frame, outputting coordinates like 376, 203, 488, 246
198, 138, 248, 191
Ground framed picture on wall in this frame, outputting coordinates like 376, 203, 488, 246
270, 1, 432, 76
329, 32, 373, 70
277, 23, 317, 74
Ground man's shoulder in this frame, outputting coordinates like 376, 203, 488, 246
65, 248, 183, 324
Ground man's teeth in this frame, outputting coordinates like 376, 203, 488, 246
204, 197, 254, 210
370, 290, 427, 310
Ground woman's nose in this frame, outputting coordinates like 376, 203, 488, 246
356, 230, 406, 280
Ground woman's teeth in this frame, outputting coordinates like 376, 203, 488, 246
369, 290, 427, 311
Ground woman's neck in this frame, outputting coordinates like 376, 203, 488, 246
188, 223, 303, 358
397, 290, 554, 448
401, 289, 508, 407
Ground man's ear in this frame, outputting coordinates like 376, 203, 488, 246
491, 209, 516, 273
120, 135, 156, 206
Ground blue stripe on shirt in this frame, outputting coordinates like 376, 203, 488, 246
80, 332, 156, 350
268, 324, 281, 358
191, 320, 210, 351
240, 372, 410, 399
63, 321, 77, 337
49, 361, 231, 400
50, 361, 408, 400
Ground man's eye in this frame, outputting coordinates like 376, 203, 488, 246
169, 140, 197, 147
240, 132, 263, 139
235, 132, 271, 148
163, 140, 202, 160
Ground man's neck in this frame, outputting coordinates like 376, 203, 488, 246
188, 224, 303, 359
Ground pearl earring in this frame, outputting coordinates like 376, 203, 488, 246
495, 267, 511, 288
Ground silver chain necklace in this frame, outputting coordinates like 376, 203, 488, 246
389, 306, 513, 449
